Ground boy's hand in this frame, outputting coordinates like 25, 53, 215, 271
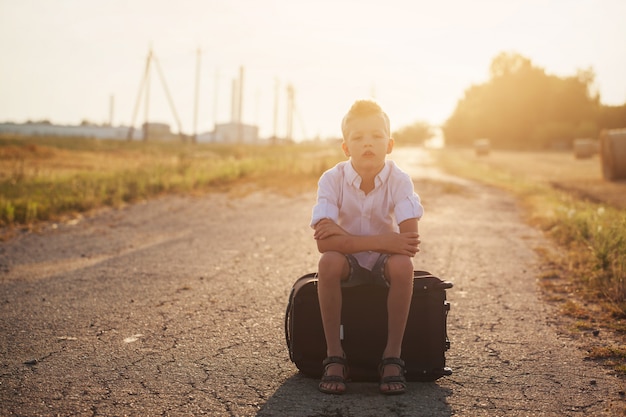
381, 232, 421, 257
313, 219, 348, 240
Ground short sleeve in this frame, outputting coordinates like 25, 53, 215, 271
310, 168, 341, 228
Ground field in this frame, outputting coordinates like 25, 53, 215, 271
0, 135, 343, 227
434, 148, 626, 209
432, 147, 626, 368
2, 137, 625, 318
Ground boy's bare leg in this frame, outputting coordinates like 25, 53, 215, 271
382, 255, 413, 392
317, 251, 350, 392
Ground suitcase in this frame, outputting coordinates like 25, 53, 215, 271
285, 270, 452, 381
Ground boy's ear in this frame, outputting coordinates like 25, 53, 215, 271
342, 141, 350, 157
387, 137, 395, 154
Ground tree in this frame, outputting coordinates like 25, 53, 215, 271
489, 52, 533, 78
443, 52, 601, 150
392, 122, 434, 146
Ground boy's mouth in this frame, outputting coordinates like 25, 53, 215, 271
362, 151, 375, 157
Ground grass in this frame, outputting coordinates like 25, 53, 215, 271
0, 135, 344, 230
588, 346, 626, 374
431, 147, 626, 374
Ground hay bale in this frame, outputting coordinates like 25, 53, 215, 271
573, 138, 597, 159
474, 138, 490, 156
600, 129, 626, 181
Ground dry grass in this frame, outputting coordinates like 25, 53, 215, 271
444, 148, 626, 209
588, 346, 626, 374
431, 146, 626, 375
0, 135, 344, 231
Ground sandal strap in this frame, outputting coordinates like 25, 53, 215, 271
379, 357, 406, 375
319, 356, 348, 395
320, 374, 346, 383
380, 375, 406, 384
379, 357, 407, 395
380, 357, 405, 368
322, 356, 346, 368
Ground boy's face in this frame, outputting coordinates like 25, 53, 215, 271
342, 114, 393, 173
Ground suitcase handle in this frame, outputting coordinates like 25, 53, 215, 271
438, 282, 454, 290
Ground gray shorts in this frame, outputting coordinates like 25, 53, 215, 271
342, 253, 390, 288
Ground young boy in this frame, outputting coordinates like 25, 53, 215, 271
310, 99, 423, 395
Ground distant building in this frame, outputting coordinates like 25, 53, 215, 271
0, 121, 261, 144
141, 122, 180, 141
0, 122, 139, 140
198, 122, 259, 144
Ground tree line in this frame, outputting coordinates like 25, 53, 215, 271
394, 52, 626, 149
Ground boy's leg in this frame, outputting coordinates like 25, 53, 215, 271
381, 254, 413, 392
317, 251, 350, 392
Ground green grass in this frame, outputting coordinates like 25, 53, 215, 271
0, 135, 344, 228
544, 201, 626, 310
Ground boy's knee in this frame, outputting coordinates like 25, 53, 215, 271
319, 251, 344, 265
318, 251, 348, 274
385, 255, 413, 283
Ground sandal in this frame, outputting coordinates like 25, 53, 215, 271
318, 356, 348, 395
378, 357, 407, 395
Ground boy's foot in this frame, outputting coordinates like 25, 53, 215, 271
318, 356, 348, 395
379, 357, 406, 395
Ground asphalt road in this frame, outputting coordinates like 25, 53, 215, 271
1, 149, 624, 416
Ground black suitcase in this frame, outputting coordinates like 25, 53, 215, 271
285, 270, 452, 381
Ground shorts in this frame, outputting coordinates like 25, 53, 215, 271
342, 253, 390, 288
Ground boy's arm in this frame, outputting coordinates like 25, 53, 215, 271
399, 217, 418, 235
314, 218, 420, 257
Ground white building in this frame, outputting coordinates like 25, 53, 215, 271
0, 122, 143, 140
1, 121, 261, 144
197, 122, 259, 143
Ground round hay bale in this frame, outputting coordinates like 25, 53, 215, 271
573, 138, 596, 159
600, 129, 626, 181
474, 138, 490, 156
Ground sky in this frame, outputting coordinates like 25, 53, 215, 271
1, 0, 625, 141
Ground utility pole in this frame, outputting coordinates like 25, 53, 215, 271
127, 48, 152, 141
273, 78, 279, 143
193, 48, 201, 143
238, 66, 244, 142
109, 95, 114, 126
213, 67, 220, 132
143, 49, 152, 141
286, 84, 294, 142
152, 53, 185, 142
127, 46, 185, 142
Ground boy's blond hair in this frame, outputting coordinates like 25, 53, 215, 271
341, 99, 391, 140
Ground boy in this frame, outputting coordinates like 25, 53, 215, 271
311, 99, 423, 395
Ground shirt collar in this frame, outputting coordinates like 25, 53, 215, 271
345, 160, 392, 188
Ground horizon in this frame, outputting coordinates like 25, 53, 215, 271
1, 0, 625, 140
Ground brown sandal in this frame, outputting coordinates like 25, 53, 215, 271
318, 356, 348, 395
378, 357, 407, 395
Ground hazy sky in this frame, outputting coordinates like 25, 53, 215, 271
1, 0, 625, 140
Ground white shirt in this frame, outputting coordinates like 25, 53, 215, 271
310, 159, 424, 270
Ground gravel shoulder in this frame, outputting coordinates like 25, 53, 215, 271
0, 149, 624, 416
